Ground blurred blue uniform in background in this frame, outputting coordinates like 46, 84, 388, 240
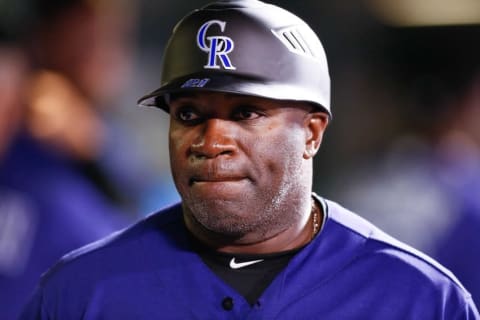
0, 133, 129, 320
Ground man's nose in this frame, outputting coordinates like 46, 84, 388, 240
190, 118, 237, 159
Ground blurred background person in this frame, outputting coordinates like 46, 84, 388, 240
330, 23, 480, 306
25, 0, 142, 213
0, 0, 141, 318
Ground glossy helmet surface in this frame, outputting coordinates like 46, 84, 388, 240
138, 0, 331, 117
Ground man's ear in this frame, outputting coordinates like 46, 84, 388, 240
303, 112, 329, 159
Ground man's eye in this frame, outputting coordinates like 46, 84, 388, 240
177, 108, 200, 122
234, 108, 262, 120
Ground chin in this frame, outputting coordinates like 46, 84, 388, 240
186, 199, 259, 236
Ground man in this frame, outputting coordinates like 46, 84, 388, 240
21, 0, 479, 319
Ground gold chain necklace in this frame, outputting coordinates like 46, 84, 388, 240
311, 199, 321, 239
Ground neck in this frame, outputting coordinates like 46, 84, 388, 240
184, 194, 322, 255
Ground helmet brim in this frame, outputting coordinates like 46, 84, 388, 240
137, 73, 331, 117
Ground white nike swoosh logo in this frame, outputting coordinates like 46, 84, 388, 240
229, 257, 264, 269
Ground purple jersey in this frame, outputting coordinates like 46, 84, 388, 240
20, 198, 479, 319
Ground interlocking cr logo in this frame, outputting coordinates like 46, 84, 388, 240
197, 20, 236, 70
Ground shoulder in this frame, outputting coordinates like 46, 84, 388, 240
322, 199, 474, 304
20, 203, 191, 319
42, 203, 184, 285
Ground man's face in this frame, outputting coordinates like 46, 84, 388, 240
168, 92, 326, 241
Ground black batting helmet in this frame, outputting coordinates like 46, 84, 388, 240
137, 0, 331, 117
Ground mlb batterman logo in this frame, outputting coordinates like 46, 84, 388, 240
197, 20, 236, 70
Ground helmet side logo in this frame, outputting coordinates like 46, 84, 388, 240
197, 20, 236, 70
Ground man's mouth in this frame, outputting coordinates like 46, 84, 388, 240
189, 176, 247, 185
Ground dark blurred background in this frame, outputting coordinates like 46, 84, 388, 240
1, 0, 479, 317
